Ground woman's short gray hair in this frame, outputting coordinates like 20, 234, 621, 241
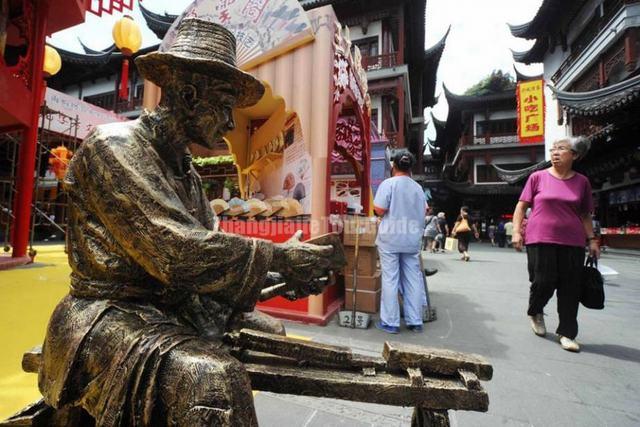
556, 136, 591, 159
437, 212, 445, 218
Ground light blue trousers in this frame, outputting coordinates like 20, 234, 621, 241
378, 249, 426, 327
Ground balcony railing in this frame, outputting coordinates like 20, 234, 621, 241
361, 52, 400, 71
83, 85, 144, 115
473, 133, 519, 145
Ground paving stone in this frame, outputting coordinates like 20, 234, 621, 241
257, 245, 640, 426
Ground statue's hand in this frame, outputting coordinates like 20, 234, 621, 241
272, 231, 334, 282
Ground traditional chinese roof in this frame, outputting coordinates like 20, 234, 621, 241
443, 84, 515, 111
510, 40, 548, 65
513, 64, 543, 81
422, 27, 450, 107
56, 46, 120, 66
49, 45, 158, 89
430, 111, 447, 133
550, 73, 640, 117
139, 3, 177, 39
509, 1, 589, 64
79, 40, 115, 55
507, 0, 587, 39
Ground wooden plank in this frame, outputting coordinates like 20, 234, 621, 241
350, 353, 387, 369
238, 329, 354, 365
245, 363, 489, 412
457, 369, 481, 391
407, 367, 423, 387
236, 350, 299, 367
382, 342, 493, 381
362, 367, 376, 377
21, 346, 42, 374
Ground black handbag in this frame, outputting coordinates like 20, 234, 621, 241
581, 256, 605, 309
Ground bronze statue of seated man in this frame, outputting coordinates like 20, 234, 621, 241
37, 18, 339, 426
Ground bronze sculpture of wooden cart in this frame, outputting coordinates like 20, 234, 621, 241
7, 330, 491, 427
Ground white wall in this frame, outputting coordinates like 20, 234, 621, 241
543, 48, 570, 156
472, 110, 517, 136
347, 20, 382, 53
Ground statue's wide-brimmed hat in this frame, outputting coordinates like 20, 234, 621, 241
135, 18, 264, 108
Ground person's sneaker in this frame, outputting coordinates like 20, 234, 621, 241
529, 313, 546, 336
407, 324, 423, 333
375, 321, 399, 334
559, 336, 580, 352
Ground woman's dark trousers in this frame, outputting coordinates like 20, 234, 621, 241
526, 244, 584, 339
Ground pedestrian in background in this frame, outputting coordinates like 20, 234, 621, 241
452, 206, 479, 261
423, 207, 439, 252
435, 212, 449, 252
496, 220, 506, 247
373, 150, 427, 334
512, 137, 599, 353
505, 220, 514, 247
488, 219, 496, 246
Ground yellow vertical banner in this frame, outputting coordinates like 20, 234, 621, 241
517, 79, 545, 143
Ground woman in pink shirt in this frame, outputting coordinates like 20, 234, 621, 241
512, 137, 600, 353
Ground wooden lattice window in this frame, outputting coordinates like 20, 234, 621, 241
604, 40, 626, 84
573, 62, 600, 92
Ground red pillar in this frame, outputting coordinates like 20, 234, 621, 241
11, 0, 48, 258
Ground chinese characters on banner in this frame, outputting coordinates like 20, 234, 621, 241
517, 79, 545, 143
44, 88, 128, 139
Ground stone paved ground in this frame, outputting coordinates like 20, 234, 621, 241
255, 243, 640, 426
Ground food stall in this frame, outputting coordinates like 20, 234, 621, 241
146, 4, 373, 324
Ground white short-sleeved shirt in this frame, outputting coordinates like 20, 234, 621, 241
374, 175, 426, 253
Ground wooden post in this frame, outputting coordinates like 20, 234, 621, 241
11, 0, 48, 258
624, 28, 637, 72
397, 78, 405, 148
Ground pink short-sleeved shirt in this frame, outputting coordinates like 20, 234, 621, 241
519, 169, 593, 247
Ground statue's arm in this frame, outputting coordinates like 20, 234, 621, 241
76, 135, 273, 297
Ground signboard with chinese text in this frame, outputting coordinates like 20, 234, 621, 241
160, 0, 315, 70
517, 79, 545, 143
44, 88, 128, 140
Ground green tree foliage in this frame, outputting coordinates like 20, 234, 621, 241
192, 155, 234, 167
464, 70, 516, 96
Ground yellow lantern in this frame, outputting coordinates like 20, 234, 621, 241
112, 15, 142, 100
43, 44, 61, 78
112, 15, 142, 56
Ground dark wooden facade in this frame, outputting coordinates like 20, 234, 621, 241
511, 0, 640, 247
429, 80, 545, 224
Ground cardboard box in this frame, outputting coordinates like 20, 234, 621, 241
343, 271, 381, 292
343, 216, 378, 247
344, 288, 381, 313
344, 246, 378, 276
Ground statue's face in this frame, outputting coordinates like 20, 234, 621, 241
171, 73, 238, 149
